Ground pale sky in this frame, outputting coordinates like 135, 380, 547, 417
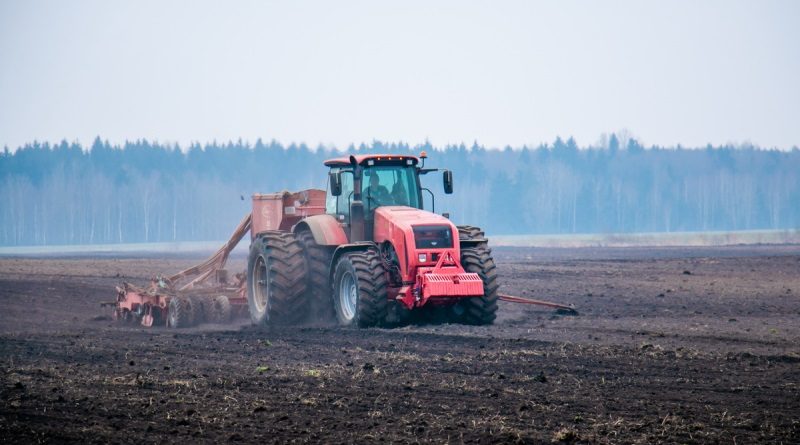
1, 0, 798, 151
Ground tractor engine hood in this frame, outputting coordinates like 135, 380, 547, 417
373, 206, 483, 309
373, 206, 457, 245
372, 206, 459, 275
373, 206, 454, 226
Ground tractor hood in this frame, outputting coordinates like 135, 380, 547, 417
373, 206, 459, 277
373, 206, 455, 234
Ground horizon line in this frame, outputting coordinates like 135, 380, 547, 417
4, 134, 799, 154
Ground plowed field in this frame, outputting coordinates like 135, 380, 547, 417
1, 245, 799, 443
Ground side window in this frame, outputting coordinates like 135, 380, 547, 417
325, 179, 337, 215
339, 172, 354, 216
326, 170, 354, 217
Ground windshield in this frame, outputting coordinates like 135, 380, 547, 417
363, 166, 420, 214
325, 165, 421, 219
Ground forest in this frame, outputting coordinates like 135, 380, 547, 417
1, 136, 798, 246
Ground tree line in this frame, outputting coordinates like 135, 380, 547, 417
1, 136, 798, 246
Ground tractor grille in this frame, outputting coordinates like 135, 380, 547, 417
413, 225, 453, 249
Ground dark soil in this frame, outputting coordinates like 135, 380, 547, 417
1, 245, 799, 444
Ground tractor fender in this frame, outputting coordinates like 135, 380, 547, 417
328, 242, 377, 284
293, 214, 349, 246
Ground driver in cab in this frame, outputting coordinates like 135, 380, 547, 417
366, 173, 392, 209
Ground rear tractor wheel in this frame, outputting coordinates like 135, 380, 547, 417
332, 250, 389, 328
246, 231, 308, 326
296, 230, 334, 322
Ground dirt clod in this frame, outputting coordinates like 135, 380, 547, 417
552, 427, 579, 443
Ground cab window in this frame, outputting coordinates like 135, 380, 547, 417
326, 168, 354, 218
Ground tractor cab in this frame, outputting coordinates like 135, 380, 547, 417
324, 154, 453, 242
325, 155, 422, 219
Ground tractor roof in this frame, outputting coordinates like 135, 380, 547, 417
324, 154, 419, 167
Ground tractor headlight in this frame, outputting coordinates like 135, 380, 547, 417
418, 253, 427, 263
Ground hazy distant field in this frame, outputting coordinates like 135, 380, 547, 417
1, 229, 798, 256
491, 228, 800, 248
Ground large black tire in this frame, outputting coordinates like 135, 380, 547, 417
167, 296, 194, 328
247, 231, 308, 326
206, 295, 231, 324
296, 230, 335, 322
332, 250, 389, 328
188, 295, 207, 324
457, 225, 486, 241
454, 226, 499, 325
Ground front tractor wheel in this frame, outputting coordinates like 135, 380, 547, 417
332, 250, 388, 328
247, 231, 308, 326
455, 245, 499, 324
454, 226, 499, 325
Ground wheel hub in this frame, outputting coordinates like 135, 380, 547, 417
339, 271, 357, 321
253, 256, 269, 313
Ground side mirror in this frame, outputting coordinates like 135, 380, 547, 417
329, 171, 342, 196
443, 170, 453, 194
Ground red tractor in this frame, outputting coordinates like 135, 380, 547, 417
246, 152, 498, 327
109, 152, 506, 328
